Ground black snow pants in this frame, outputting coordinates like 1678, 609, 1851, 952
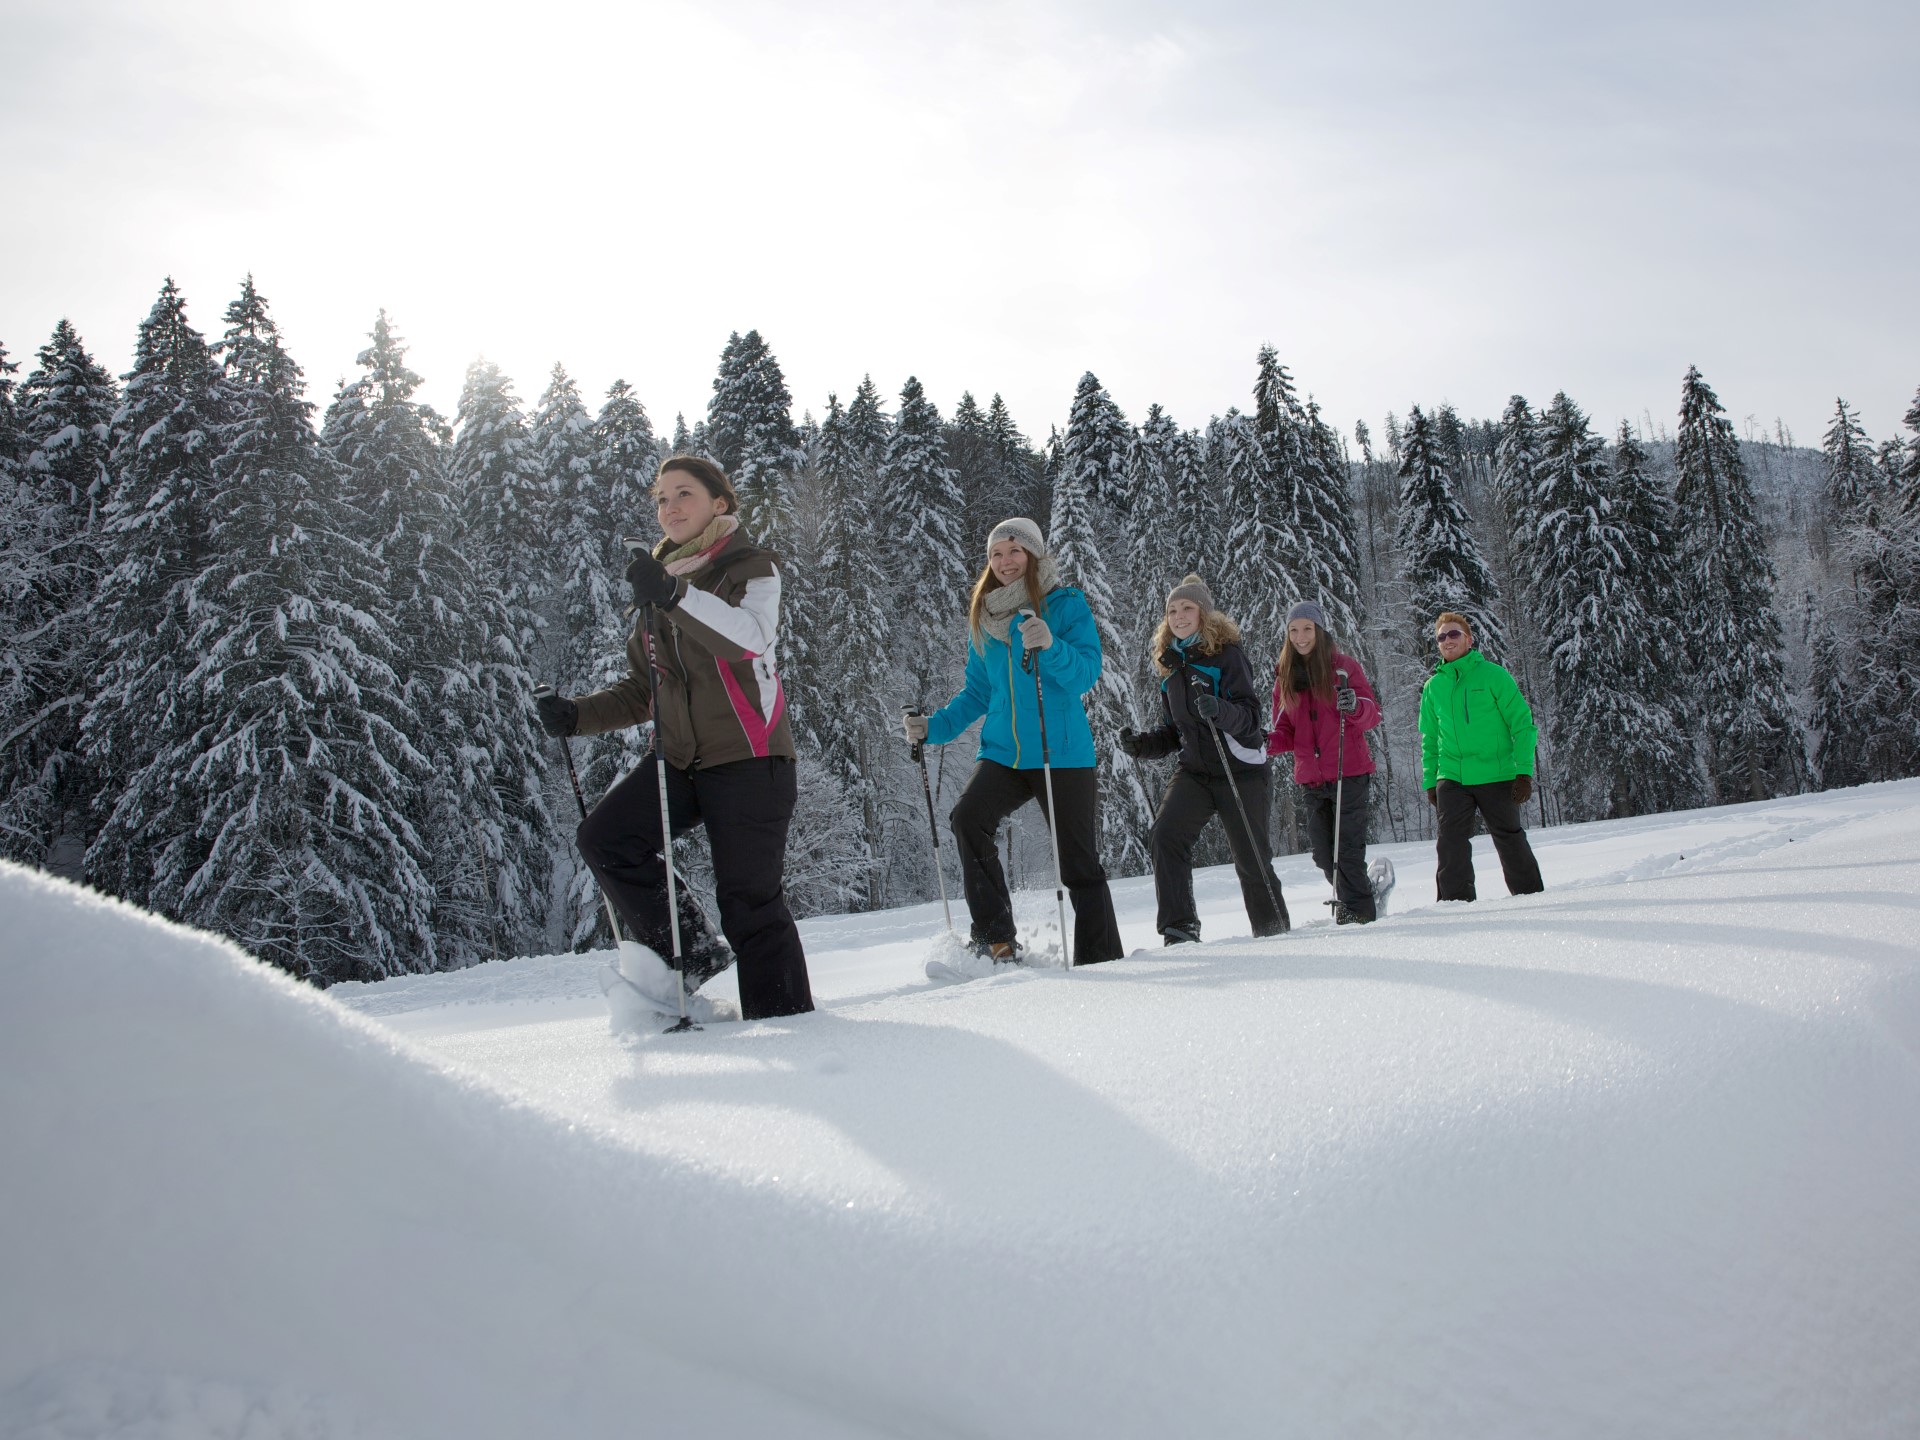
949, 760, 1125, 965
1301, 772, 1375, 922
1434, 777, 1545, 902
1150, 764, 1289, 939
577, 753, 814, 1019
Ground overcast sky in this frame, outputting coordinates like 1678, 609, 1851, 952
4, 0, 1915, 452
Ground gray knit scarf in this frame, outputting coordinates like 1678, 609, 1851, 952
977, 554, 1060, 645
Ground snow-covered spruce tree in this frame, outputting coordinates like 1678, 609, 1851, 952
1300, 395, 1365, 642
0, 343, 81, 869
1672, 366, 1803, 802
1608, 423, 1704, 812
1394, 404, 1506, 659
1218, 401, 1303, 656
4, 325, 117, 873
1056, 374, 1152, 875
1529, 393, 1694, 819
1066, 370, 1135, 527
1900, 386, 1920, 512
530, 364, 605, 693
448, 359, 559, 945
452, 359, 548, 669
1125, 405, 1184, 689
20, 319, 118, 515
784, 393, 884, 908
151, 278, 433, 982
984, 392, 1047, 523
571, 378, 658, 830
1803, 594, 1865, 790
1844, 442, 1920, 782
705, 330, 805, 555
323, 315, 552, 967
1167, 419, 1217, 579
879, 376, 969, 714
82, 280, 231, 909
1822, 398, 1875, 520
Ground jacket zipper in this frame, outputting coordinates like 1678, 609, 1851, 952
1007, 644, 1022, 768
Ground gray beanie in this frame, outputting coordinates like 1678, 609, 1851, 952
1285, 600, 1327, 629
1166, 574, 1214, 613
987, 517, 1047, 559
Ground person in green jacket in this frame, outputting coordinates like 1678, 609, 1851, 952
1417, 611, 1545, 901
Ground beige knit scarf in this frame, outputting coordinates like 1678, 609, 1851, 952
653, 514, 740, 575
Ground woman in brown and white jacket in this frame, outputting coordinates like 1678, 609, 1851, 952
534, 456, 813, 1020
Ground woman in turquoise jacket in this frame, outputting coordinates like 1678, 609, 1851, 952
903, 518, 1124, 967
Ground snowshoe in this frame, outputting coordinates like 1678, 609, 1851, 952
924, 934, 1018, 985
1368, 857, 1396, 917
602, 940, 738, 1032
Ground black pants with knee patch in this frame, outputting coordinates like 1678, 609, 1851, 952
576, 753, 813, 1019
949, 760, 1124, 964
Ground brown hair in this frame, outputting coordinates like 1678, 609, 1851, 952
966, 561, 1050, 649
1434, 610, 1472, 636
1151, 610, 1243, 675
1273, 623, 1339, 714
655, 455, 739, 515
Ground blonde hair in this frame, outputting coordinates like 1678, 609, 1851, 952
1151, 610, 1243, 676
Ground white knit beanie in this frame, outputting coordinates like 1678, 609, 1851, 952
986, 517, 1047, 559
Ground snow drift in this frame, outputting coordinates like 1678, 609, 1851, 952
5, 782, 1920, 1438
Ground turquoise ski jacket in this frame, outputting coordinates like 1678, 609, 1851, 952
925, 587, 1101, 770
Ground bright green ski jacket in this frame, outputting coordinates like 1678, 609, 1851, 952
1418, 647, 1538, 789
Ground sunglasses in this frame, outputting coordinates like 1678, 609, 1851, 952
1435, 628, 1467, 642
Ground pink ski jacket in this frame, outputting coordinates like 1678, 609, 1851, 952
1266, 651, 1381, 786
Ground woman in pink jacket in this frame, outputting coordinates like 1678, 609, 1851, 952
1267, 601, 1394, 923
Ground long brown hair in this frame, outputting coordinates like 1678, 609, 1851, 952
1273, 623, 1339, 713
1151, 610, 1243, 675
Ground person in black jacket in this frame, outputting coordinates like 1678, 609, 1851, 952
1120, 575, 1290, 943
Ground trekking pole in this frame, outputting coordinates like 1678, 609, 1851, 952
1193, 686, 1287, 927
534, 684, 625, 949
1328, 666, 1350, 921
1020, 613, 1074, 969
640, 603, 698, 1032
904, 706, 956, 933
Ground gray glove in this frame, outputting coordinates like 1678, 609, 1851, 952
1192, 691, 1221, 721
903, 712, 930, 743
1336, 685, 1359, 715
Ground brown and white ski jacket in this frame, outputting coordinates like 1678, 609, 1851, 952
571, 532, 796, 771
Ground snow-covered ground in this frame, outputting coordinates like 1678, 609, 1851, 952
5, 782, 1920, 1438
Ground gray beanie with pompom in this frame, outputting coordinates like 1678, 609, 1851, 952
1166, 574, 1214, 613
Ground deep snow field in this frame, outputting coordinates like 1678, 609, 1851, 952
4, 781, 1920, 1439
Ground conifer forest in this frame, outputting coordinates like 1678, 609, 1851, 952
4, 278, 1917, 984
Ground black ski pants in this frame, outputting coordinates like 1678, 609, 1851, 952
1434, 777, 1545, 902
576, 753, 814, 1019
1302, 773, 1374, 922
1150, 764, 1289, 939
949, 761, 1125, 965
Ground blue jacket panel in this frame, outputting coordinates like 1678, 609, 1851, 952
926, 587, 1101, 770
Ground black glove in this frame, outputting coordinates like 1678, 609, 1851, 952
1513, 775, 1533, 805
1118, 726, 1147, 758
1425, 787, 1437, 808
534, 689, 578, 738
1336, 685, 1358, 715
1192, 690, 1221, 721
625, 548, 682, 610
